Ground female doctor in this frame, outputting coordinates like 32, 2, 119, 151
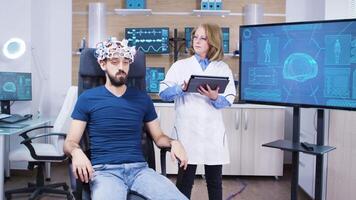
159, 23, 236, 200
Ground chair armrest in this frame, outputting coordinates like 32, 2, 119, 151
20, 132, 66, 144
19, 125, 54, 139
160, 147, 171, 176
20, 132, 67, 161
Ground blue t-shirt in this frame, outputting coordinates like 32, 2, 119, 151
71, 86, 157, 165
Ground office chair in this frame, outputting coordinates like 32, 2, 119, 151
5, 86, 78, 200
74, 48, 169, 200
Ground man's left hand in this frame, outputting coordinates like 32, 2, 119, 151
170, 140, 188, 170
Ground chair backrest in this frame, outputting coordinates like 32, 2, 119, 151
51, 86, 78, 155
77, 48, 155, 169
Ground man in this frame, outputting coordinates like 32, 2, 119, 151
64, 38, 188, 200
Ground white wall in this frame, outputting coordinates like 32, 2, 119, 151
1, 0, 72, 169
0, 0, 32, 115
286, 0, 325, 22
0, 0, 71, 118
325, 0, 355, 19
31, 0, 72, 119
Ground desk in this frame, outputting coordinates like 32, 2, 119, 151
0, 118, 51, 200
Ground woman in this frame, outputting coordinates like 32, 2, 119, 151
159, 23, 236, 200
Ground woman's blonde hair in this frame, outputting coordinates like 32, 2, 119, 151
189, 23, 224, 61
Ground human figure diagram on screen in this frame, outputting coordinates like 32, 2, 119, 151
334, 39, 341, 64
264, 39, 271, 63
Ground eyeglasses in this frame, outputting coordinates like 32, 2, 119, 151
193, 35, 208, 41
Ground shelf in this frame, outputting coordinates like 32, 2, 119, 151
114, 8, 152, 16
72, 51, 81, 56
192, 9, 231, 17
225, 53, 239, 57
77, 10, 285, 17
262, 139, 336, 155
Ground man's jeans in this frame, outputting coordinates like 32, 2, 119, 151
90, 162, 188, 200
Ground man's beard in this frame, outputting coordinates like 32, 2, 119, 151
107, 70, 127, 87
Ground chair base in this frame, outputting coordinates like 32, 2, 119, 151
5, 182, 73, 200
6, 161, 73, 200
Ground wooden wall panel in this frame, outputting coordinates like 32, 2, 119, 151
72, 0, 286, 98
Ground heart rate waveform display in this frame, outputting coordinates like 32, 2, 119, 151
125, 27, 170, 54
239, 18, 356, 110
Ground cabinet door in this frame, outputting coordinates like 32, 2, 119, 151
221, 108, 241, 175
327, 110, 356, 200
240, 108, 285, 176
154, 106, 180, 174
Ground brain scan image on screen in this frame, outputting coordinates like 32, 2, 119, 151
3, 82, 16, 93
283, 53, 318, 82
240, 19, 356, 110
0, 72, 32, 101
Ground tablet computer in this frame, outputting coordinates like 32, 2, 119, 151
184, 75, 229, 93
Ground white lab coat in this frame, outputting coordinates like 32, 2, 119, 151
160, 56, 236, 165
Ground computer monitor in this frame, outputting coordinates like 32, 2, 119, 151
145, 67, 165, 93
0, 72, 32, 114
221, 27, 230, 53
185, 27, 230, 53
125, 27, 170, 54
239, 18, 356, 111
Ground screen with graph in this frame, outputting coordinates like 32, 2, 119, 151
125, 27, 170, 54
239, 18, 356, 110
185, 27, 229, 53
145, 67, 165, 93
0, 72, 32, 101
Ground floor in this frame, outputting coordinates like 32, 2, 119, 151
4, 163, 312, 200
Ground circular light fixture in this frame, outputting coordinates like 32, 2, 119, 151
2, 38, 26, 59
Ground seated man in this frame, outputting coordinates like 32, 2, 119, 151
64, 38, 188, 200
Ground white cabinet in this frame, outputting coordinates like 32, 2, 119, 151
327, 110, 356, 200
238, 108, 285, 176
153, 103, 285, 176
221, 108, 241, 175
153, 105, 205, 175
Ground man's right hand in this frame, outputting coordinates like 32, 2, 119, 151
71, 148, 94, 183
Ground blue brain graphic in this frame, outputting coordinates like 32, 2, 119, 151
283, 53, 318, 82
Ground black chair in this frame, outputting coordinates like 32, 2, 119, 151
73, 48, 169, 200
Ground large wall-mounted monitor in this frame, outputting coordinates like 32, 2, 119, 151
0, 72, 32, 113
125, 27, 170, 54
239, 18, 356, 110
185, 27, 230, 53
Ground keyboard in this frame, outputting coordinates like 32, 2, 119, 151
0, 113, 11, 120
0, 114, 29, 124
0, 123, 28, 129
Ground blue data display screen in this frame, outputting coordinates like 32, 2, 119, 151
145, 67, 165, 93
0, 72, 32, 101
239, 19, 356, 110
185, 27, 229, 53
125, 28, 170, 54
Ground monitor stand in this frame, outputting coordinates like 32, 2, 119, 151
263, 107, 336, 200
1, 100, 10, 114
